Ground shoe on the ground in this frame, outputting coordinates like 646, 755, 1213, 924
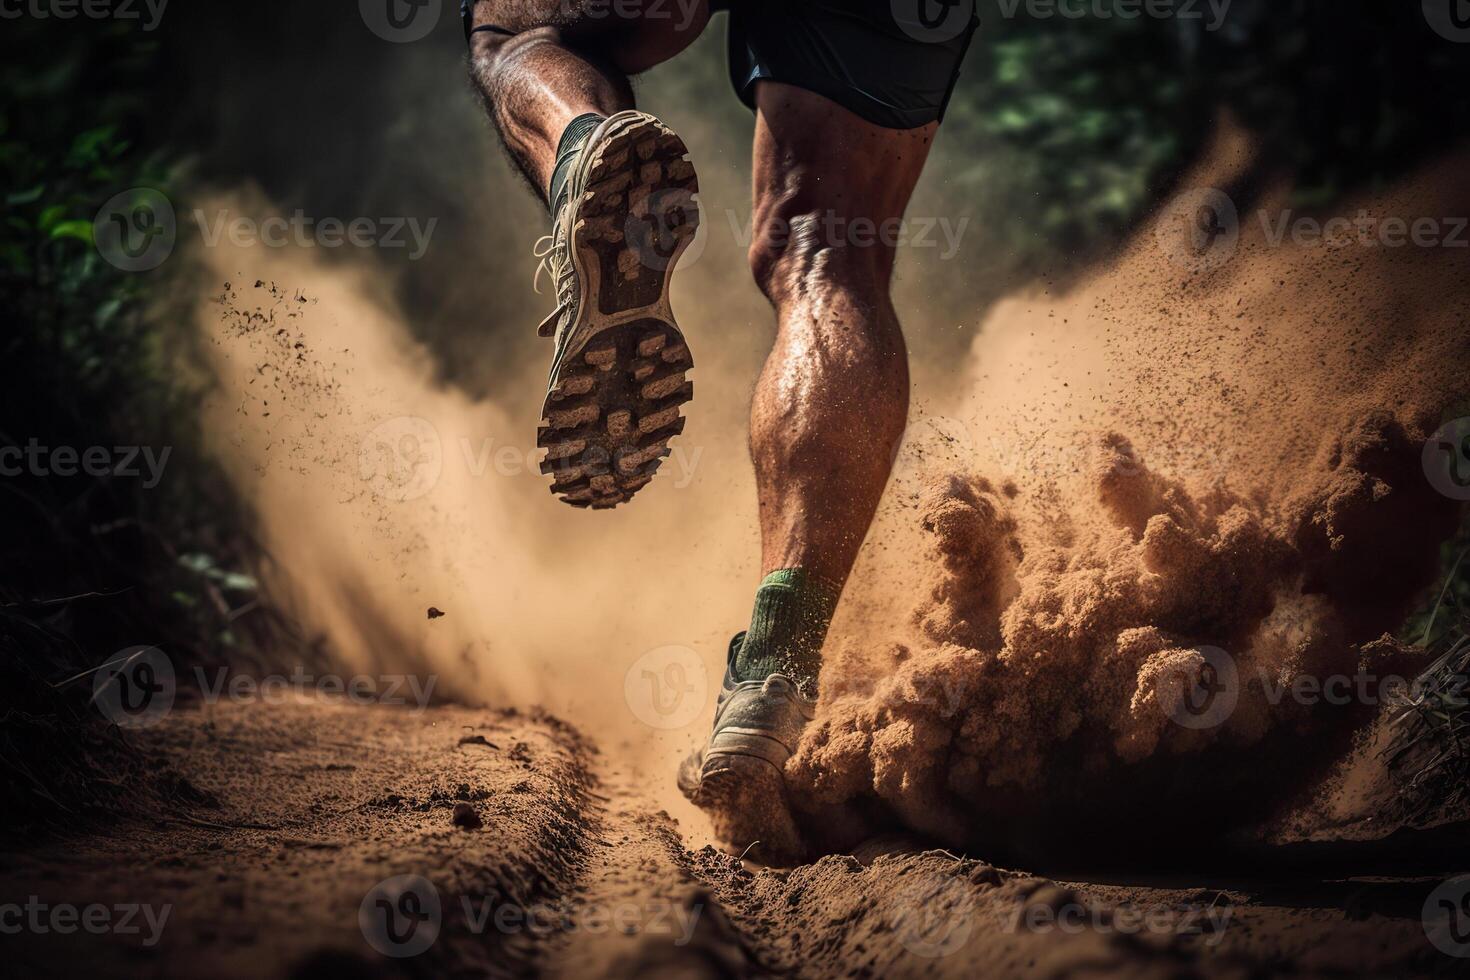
677, 632, 814, 864
533, 110, 699, 509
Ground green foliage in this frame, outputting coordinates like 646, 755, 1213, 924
0, 27, 176, 435
939, 1, 1468, 278
1384, 625, 1470, 824
942, 15, 1200, 273
1401, 525, 1470, 650
0, 22, 259, 667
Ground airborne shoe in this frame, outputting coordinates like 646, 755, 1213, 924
533, 110, 700, 509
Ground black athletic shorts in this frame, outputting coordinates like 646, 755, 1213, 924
463, 1, 979, 131
717, 1, 979, 130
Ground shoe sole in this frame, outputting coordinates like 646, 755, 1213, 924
681, 753, 805, 865
538, 114, 699, 509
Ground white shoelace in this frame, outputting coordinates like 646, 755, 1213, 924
531, 234, 556, 296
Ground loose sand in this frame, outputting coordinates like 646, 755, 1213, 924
4, 698, 1463, 977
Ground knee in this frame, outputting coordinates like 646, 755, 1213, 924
468, 25, 556, 79
746, 192, 893, 306
468, 7, 699, 78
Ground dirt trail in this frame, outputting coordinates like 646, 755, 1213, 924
3, 698, 1464, 978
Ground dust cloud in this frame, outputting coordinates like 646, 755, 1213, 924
190, 112, 1467, 854
189, 185, 762, 839
791, 130, 1470, 855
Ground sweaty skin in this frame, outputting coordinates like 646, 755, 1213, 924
467, 0, 934, 625
467, 0, 711, 197
747, 86, 932, 585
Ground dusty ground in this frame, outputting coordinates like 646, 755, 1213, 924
3, 697, 1466, 978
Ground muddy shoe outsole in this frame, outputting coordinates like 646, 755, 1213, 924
680, 753, 805, 866
539, 114, 699, 510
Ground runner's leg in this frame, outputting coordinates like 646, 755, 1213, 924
466, 0, 710, 200
736, 81, 939, 693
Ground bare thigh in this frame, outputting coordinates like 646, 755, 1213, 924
749, 80, 938, 290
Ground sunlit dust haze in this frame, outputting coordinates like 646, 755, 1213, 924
187, 95, 1467, 855
794, 126, 1470, 856
189, 179, 764, 831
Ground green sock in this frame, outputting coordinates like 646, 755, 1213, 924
547, 112, 605, 215
732, 569, 840, 697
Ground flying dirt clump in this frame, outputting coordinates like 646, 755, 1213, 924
911, 473, 1022, 653
795, 437, 1278, 843
793, 415, 1456, 856
788, 144, 1470, 857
